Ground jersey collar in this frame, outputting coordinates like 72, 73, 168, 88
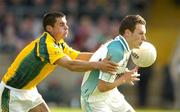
114, 35, 130, 51
43, 32, 64, 44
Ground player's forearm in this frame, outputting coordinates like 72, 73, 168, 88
76, 52, 93, 61
62, 60, 99, 72
56, 55, 118, 74
98, 78, 125, 92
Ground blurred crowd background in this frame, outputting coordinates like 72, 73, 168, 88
0, 0, 180, 110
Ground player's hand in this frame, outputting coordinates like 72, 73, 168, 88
97, 56, 119, 75
118, 67, 140, 85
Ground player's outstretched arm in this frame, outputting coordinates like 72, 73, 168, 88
98, 67, 140, 92
75, 52, 93, 61
55, 55, 118, 75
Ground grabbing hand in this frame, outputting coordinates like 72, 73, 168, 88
97, 55, 119, 75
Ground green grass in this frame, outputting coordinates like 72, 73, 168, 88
50, 107, 180, 112
51, 107, 81, 112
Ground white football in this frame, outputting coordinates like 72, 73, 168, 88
131, 41, 157, 67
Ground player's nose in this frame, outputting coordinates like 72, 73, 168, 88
65, 25, 69, 30
142, 35, 146, 41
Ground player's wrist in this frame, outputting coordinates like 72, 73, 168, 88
91, 61, 99, 70
116, 76, 126, 86
121, 78, 126, 84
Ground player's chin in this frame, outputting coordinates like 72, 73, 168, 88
139, 41, 143, 45
64, 32, 68, 37
62, 32, 68, 37
64, 34, 68, 38
138, 42, 143, 47
134, 43, 141, 48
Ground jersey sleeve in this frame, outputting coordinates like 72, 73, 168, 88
37, 41, 66, 64
60, 42, 80, 60
37, 37, 80, 65
47, 43, 67, 64
99, 41, 124, 83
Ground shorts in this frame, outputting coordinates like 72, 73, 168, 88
81, 89, 135, 112
0, 82, 45, 112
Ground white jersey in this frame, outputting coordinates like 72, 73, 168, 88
81, 35, 131, 103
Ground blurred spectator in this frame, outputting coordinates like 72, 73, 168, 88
69, 77, 82, 108
115, 0, 130, 20
17, 15, 35, 51
40, 79, 67, 106
170, 37, 180, 109
73, 16, 92, 51
84, 15, 110, 51
0, 0, 148, 52
0, 12, 18, 54
48, 0, 64, 12
6, 0, 23, 6
109, 19, 120, 38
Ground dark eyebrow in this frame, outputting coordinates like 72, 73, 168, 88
139, 31, 145, 34
59, 22, 65, 25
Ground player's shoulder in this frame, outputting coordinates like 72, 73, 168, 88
107, 40, 124, 51
110, 35, 130, 51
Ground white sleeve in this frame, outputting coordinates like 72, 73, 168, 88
99, 71, 116, 83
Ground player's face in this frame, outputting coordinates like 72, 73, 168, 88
51, 17, 69, 41
130, 24, 146, 48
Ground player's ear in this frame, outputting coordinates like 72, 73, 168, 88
46, 25, 53, 32
124, 29, 131, 37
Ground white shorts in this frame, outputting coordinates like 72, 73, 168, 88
81, 89, 135, 112
0, 82, 45, 112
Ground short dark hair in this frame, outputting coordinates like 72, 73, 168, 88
43, 12, 65, 31
119, 15, 146, 35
